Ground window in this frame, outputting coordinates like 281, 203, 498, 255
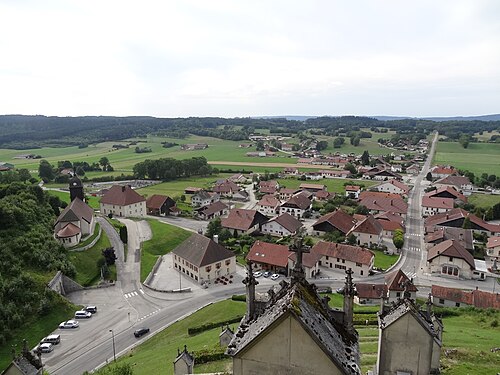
216, 262, 221, 269
396, 292, 401, 297
342, 259, 345, 264
360, 270, 363, 276
455, 303, 460, 307
356, 262, 362, 267
225, 259, 231, 265
326, 256, 329, 260
439, 299, 444, 304
449, 257, 453, 262
205, 266, 211, 272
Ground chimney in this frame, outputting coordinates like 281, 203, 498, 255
213, 235, 219, 243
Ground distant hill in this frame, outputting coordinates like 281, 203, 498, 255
373, 114, 500, 122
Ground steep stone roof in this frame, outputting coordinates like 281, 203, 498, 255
312, 241, 374, 266
427, 239, 475, 269
226, 280, 361, 375
100, 185, 145, 206
172, 233, 234, 267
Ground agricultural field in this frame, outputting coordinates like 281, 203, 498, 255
468, 193, 500, 209
276, 177, 377, 194
434, 141, 500, 176
473, 130, 500, 142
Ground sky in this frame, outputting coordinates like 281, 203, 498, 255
1, 0, 499, 118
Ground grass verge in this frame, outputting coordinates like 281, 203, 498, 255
370, 249, 399, 270
140, 220, 191, 282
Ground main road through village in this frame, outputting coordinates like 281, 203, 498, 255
44, 133, 498, 374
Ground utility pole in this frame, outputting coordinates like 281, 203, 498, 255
109, 329, 116, 362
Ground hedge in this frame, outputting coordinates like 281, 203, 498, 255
231, 294, 246, 302
188, 316, 243, 336
193, 347, 227, 364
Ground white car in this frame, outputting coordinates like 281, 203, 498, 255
253, 271, 262, 278
271, 274, 280, 281
39, 343, 53, 353
59, 320, 79, 329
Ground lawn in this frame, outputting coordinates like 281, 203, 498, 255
276, 177, 376, 194
46, 189, 100, 209
68, 228, 115, 286
97, 299, 246, 375
370, 249, 399, 270
434, 141, 500, 176
141, 220, 191, 282
0, 292, 77, 372
468, 193, 500, 209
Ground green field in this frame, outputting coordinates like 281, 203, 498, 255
68, 228, 116, 286
371, 249, 399, 270
46, 189, 101, 209
276, 177, 376, 194
141, 220, 191, 282
434, 141, 500, 176
468, 193, 500, 209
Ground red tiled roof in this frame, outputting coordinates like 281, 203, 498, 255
259, 180, 278, 188
377, 219, 403, 232
424, 208, 500, 233
288, 251, 323, 268
56, 197, 94, 225
351, 215, 383, 235
431, 285, 500, 309
345, 185, 361, 192
100, 185, 145, 206
247, 241, 291, 267
311, 241, 374, 266
375, 179, 410, 194
313, 209, 356, 234
315, 190, 335, 200
375, 211, 404, 225
221, 209, 268, 231
358, 196, 408, 215
258, 194, 280, 207
282, 193, 312, 210
425, 186, 467, 203
427, 239, 475, 269
385, 270, 418, 292
431, 166, 457, 175
173, 233, 234, 267
268, 213, 303, 233
299, 183, 326, 190
359, 191, 402, 200
487, 236, 500, 249
57, 223, 81, 238
213, 180, 240, 194
356, 283, 386, 299
422, 196, 454, 209
146, 194, 170, 209
197, 201, 228, 216
279, 187, 301, 195
435, 175, 471, 187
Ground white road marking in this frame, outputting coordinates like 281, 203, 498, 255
139, 289, 145, 294
124, 291, 138, 299
138, 309, 161, 321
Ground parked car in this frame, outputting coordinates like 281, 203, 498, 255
263, 271, 270, 278
74, 310, 92, 319
40, 334, 60, 345
270, 274, 280, 281
59, 320, 79, 329
253, 271, 262, 278
134, 327, 150, 338
38, 343, 53, 353
84, 305, 97, 314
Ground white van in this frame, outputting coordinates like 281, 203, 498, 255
74, 310, 92, 319
39, 343, 53, 353
41, 334, 60, 345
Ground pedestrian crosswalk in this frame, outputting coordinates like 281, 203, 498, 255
124, 291, 138, 299
406, 233, 422, 237
408, 247, 421, 252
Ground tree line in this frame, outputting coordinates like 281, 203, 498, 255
132, 156, 215, 180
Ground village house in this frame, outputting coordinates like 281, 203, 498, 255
434, 175, 473, 193
320, 169, 350, 179
355, 270, 418, 305
311, 241, 374, 277
312, 209, 356, 237
283, 167, 299, 176
213, 179, 241, 197
430, 165, 457, 179
232, 189, 249, 201
406, 163, 420, 176
246, 241, 291, 275
348, 215, 383, 247
261, 212, 303, 237
100, 185, 146, 218
221, 209, 269, 236
195, 201, 228, 221
425, 226, 473, 251
256, 194, 281, 216
425, 185, 467, 204
146, 194, 177, 216
421, 196, 454, 217
314, 190, 335, 201
372, 179, 410, 196
390, 164, 403, 173
375, 211, 405, 238
377, 297, 442, 375
279, 193, 312, 218
366, 169, 402, 181
486, 236, 500, 270
191, 190, 220, 208
298, 183, 326, 193
278, 187, 301, 201
427, 239, 477, 279
345, 185, 361, 199
172, 233, 235, 284
258, 180, 280, 194
226, 263, 361, 375
184, 186, 202, 195
431, 285, 500, 309
229, 173, 247, 184
303, 171, 322, 180
54, 197, 95, 248
358, 196, 408, 218
287, 251, 322, 278
424, 208, 500, 236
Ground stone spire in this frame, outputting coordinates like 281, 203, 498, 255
426, 293, 433, 320
243, 261, 258, 322
289, 236, 310, 283
343, 268, 356, 333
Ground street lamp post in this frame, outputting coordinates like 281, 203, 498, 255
109, 329, 116, 362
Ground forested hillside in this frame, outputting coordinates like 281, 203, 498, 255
0, 182, 74, 344
1, 115, 499, 149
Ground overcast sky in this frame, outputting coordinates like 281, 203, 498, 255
1, 0, 499, 118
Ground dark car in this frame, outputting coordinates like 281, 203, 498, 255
134, 327, 150, 338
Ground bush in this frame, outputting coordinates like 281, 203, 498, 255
193, 347, 227, 364
231, 294, 246, 302
491, 319, 498, 327
187, 316, 243, 335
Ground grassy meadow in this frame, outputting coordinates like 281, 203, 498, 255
468, 193, 500, 209
434, 141, 500, 176
141, 220, 191, 282
46, 189, 101, 209
276, 177, 377, 194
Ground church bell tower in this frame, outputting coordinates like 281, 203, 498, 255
69, 175, 84, 202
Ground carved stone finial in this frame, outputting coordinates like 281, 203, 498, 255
289, 236, 310, 282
